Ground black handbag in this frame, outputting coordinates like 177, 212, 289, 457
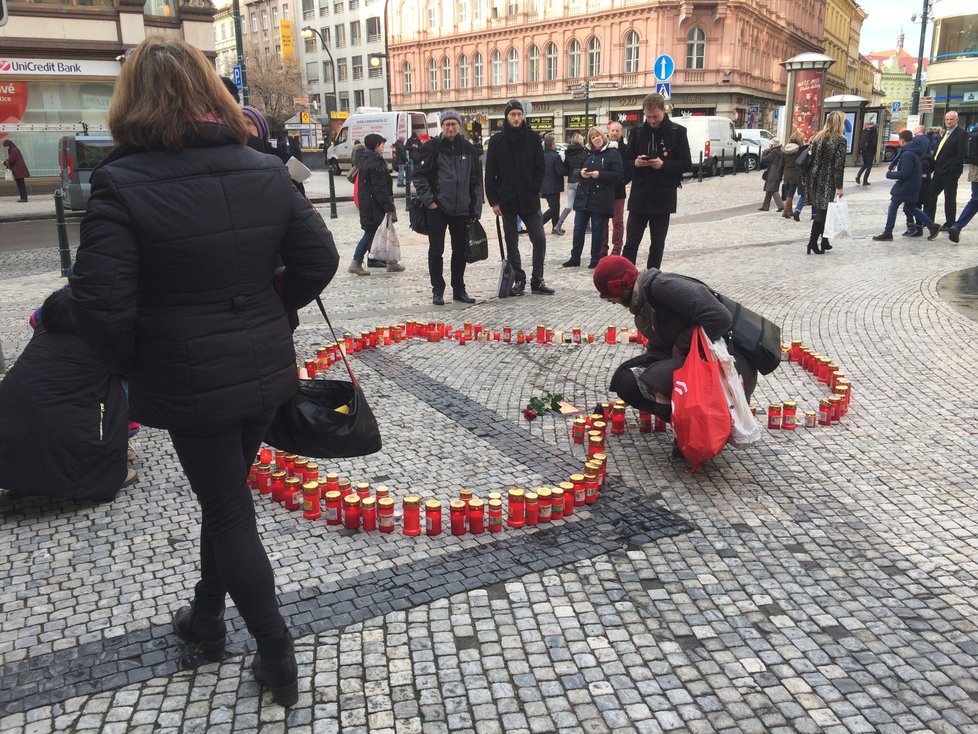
408, 196, 429, 235
715, 293, 782, 375
264, 298, 382, 458
465, 219, 489, 263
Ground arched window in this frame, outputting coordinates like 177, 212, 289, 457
491, 50, 502, 86
527, 44, 540, 83
427, 58, 437, 91
623, 31, 639, 73
402, 61, 412, 93
587, 36, 601, 76
442, 56, 451, 90
686, 27, 706, 69
545, 42, 557, 80
567, 39, 580, 78
473, 52, 484, 86
507, 47, 519, 84
459, 55, 469, 88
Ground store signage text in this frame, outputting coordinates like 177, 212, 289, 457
0, 58, 121, 77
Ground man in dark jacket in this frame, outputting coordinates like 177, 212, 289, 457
872, 129, 931, 240
540, 133, 566, 234
947, 126, 978, 243
621, 93, 692, 269
926, 110, 969, 230
393, 136, 408, 187
414, 108, 484, 304
603, 120, 627, 255
855, 120, 878, 185
406, 131, 422, 174
485, 99, 554, 295
350, 134, 404, 274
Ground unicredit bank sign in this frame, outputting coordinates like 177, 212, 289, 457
0, 58, 121, 76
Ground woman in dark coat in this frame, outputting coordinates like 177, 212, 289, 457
778, 131, 805, 217
563, 127, 622, 269
348, 133, 400, 274
539, 133, 566, 232
593, 256, 757, 424
804, 110, 847, 254
0, 289, 129, 501
758, 139, 784, 211
555, 133, 587, 234
2, 139, 31, 202
69, 37, 339, 707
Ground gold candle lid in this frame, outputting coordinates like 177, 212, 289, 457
326, 472, 340, 481
469, 498, 485, 509
375, 485, 390, 497
404, 495, 420, 507
284, 453, 297, 460
357, 482, 370, 492
537, 488, 552, 499
783, 401, 797, 409
768, 403, 782, 410
343, 494, 360, 505
525, 492, 538, 503
306, 462, 318, 471
487, 492, 502, 502
592, 453, 606, 462
294, 457, 308, 466
271, 470, 286, 479
570, 473, 585, 482
338, 477, 351, 489
488, 499, 503, 509
325, 491, 341, 500
449, 500, 466, 511
257, 463, 270, 472
361, 497, 376, 509
508, 488, 525, 498
425, 499, 442, 510
592, 421, 607, 430
828, 395, 842, 403
378, 497, 394, 509
790, 339, 802, 345
459, 489, 473, 499
302, 481, 319, 491
552, 487, 565, 498
614, 400, 626, 408
285, 477, 301, 487
573, 418, 586, 425
559, 481, 574, 492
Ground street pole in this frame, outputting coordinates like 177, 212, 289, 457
383, 0, 392, 111
583, 81, 590, 129
910, 0, 929, 115
303, 27, 339, 146
232, 0, 249, 104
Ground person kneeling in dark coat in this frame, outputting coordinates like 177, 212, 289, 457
592, 256, 758, 423
0, 288, 130, 502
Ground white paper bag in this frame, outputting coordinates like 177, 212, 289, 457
824, 197, 851, 240
370, 215, 401, 262
285, 156, 312, 182
710, 337, 763, 448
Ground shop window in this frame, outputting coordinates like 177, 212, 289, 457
932, 16, 978, 61
144, 0, 177, 15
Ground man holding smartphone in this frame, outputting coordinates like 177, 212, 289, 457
621, 93, 692, 269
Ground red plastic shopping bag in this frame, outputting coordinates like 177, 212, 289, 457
671, 327, 732, 472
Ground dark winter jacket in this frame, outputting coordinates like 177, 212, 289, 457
564, 143, 587, 184
933, 126, 968, 177
608, 141, 627, 199
886, 143, 923, 202
484, 123, 545, 217
572, 144, 623, 216
406, 134, 422, 162
859, 124, 878, 154
288, 137, 304, 162
0, 329, 128, 502
806, 135, 847, 210
965, 129, 978, 166
622, 115, 692, 214
393, 139, 408, 167
2, 143, 30, 179
778, 143, 803, 185
761, 145, 783, 192
357, 148, 396, 230
69, 123, 339, 431
413, 135, 483, 218
540, 147, 566, 196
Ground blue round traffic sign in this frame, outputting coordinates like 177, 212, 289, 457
654, 55, 675, 81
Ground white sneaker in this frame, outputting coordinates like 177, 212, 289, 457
348, 261, 369, 275
386, 261, 405, 272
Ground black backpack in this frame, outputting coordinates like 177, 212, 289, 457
795, 144, 812, 175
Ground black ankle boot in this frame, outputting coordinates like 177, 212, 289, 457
806, 239, 823, 255
253, 631, 298, 707
173, 599, 227, 662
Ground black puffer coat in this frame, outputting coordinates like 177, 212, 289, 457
540, 147, 566, 195
563, 143, 587, 184
357, 148, 396, 231
622, 115, 692, 214
573, 144, 623, 215
70, 124, 339, 431
484, 123, 544, 217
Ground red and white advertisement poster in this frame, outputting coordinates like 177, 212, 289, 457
792, 69, 824, 142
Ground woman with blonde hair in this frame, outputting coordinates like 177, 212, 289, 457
804, 111, 847, 254
562, 126, 622, 268
69, 37, 339, 706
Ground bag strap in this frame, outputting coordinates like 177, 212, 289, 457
314, 297, 360, 390
495, 215, 506, 260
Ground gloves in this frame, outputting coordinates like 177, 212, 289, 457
387, 210, 398, 224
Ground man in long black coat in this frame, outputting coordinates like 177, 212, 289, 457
927, 110, 969, 230
856, 121, 878, 185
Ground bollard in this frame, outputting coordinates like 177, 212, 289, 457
697, 152, 704, 182
404, 169, 412, 212
720, 149, 725, 177
732, 151, 738, 176
54, 189, 72, 277
327, 166, 338, 220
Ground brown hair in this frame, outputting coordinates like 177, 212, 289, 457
811, 110, 845, 145
789, 131, 804, 145
642, 93, 666, 111
108, 37, 249, 152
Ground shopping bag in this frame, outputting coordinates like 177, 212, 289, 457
495, 216, 516, 298
824, 197, 851, 240
265, 298, 382, 458
370, 214, 400, 262
709, 337, 763, 447
671, 327, 731, 472
352, 171, 360, 209
465, 219, 489, 263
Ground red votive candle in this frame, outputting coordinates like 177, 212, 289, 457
468, 498, 485, 533
425, 499, 442, 536
450, 500, 467, 535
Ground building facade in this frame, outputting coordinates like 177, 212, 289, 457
821, 0, 866, 99
0, 0, 216, 178
387, 0, 824, 140
214, 5, 238, 79
924, 0, 978, 129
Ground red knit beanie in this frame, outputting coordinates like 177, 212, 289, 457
593, 256, 639, 298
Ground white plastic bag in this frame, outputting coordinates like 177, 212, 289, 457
709, 337, 763, 448
824, 197, 851, 240
370, 214, 401, 262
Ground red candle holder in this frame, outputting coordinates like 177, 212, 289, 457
639, 411, 653, 433
654, 416, 668, 433
305, 462, 319, 484
503, 326, 512, 343
270, 471, 287, 502
790, 339, 803, 363
324, 491, 342, 525
259, 447, 273, 465
338, 478, 352, 500
449, 500, 467, 535
468, 498, 485, 534
357, 482, 371, 500
293, 458, 308, 484
767, 404, 782, 430
343, 494, 361, 530
361, 497, 377, 531
507, 488, 525, 528
782, 401, 797, 430
375, 485, 390, 500
559, 481, 574, 516
459, 489, 473, 506
304, 359, 318, 379
551, 487, 565, 520
828, 395, 843, 422
537, 488, 552, 523
488, 499, 503, 533
606, 325, 617, 344
572, 419, 587, 444
524, 492, 539, 526
592, 454, 607, 490
818, 399, 832, 426
611, 406, 626, 435
302, 481, 322, 520
570, 474, 586, 508
257, 464, 272, 495
248, 460, 260, 490
378, 497, 395, 532
425, 499, 443, 536
804, 411, 817, 428
584, 467, 598, 505
573, 327, 582, 344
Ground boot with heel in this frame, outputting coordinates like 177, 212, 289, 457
252, 631, 299, 707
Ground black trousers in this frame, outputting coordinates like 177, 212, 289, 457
426, 207, 468, 295
15, 178, 27, 201
926, 170, 960, 226
856, 152, 874, 182
169, 412, 287, 641
541, 194, 561, 228
501, 210, 546, 283
622, 211, 671, 269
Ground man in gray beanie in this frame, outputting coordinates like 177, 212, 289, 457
485, 100, 554, 295
413, 108, 484, 304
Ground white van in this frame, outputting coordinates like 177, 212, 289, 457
672, 115, 739, 176
326, 110, 429, 172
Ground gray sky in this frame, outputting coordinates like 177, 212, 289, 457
859, 0, 933, 56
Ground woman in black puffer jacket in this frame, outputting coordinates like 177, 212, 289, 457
563, 127, 623, 268
69, 37, 338, 707
555, 133, 587, 234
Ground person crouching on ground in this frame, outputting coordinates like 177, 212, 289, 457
872, 130, 940, 241
349, 133, 405, 275
592, 256, 757, 424
562, 126, 623, 269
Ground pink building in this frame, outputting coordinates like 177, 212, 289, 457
389, 0, 824, 138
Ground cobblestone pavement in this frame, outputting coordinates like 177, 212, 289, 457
2, 171, 978, 733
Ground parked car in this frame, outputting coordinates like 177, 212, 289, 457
738, 128, 774, 143
672, 115, 740, 176
736, 136, 767, 172
57, 134, 116, 211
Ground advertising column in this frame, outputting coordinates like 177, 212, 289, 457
791, 69, 825, 142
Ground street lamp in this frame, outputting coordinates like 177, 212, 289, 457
369, 53, 391, 112
302, 26, 338, 122
909, 1, 931, 115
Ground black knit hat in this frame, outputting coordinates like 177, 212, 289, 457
364, 133, 386, 150
504, 99, 524, 117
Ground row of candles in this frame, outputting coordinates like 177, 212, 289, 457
761, 340, 853, 429
248, 445, 611, 535
298, 321, 645, 379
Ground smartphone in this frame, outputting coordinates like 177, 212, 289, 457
643, 152, 660, 160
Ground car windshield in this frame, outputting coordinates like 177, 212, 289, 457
75, 140, 115, 169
